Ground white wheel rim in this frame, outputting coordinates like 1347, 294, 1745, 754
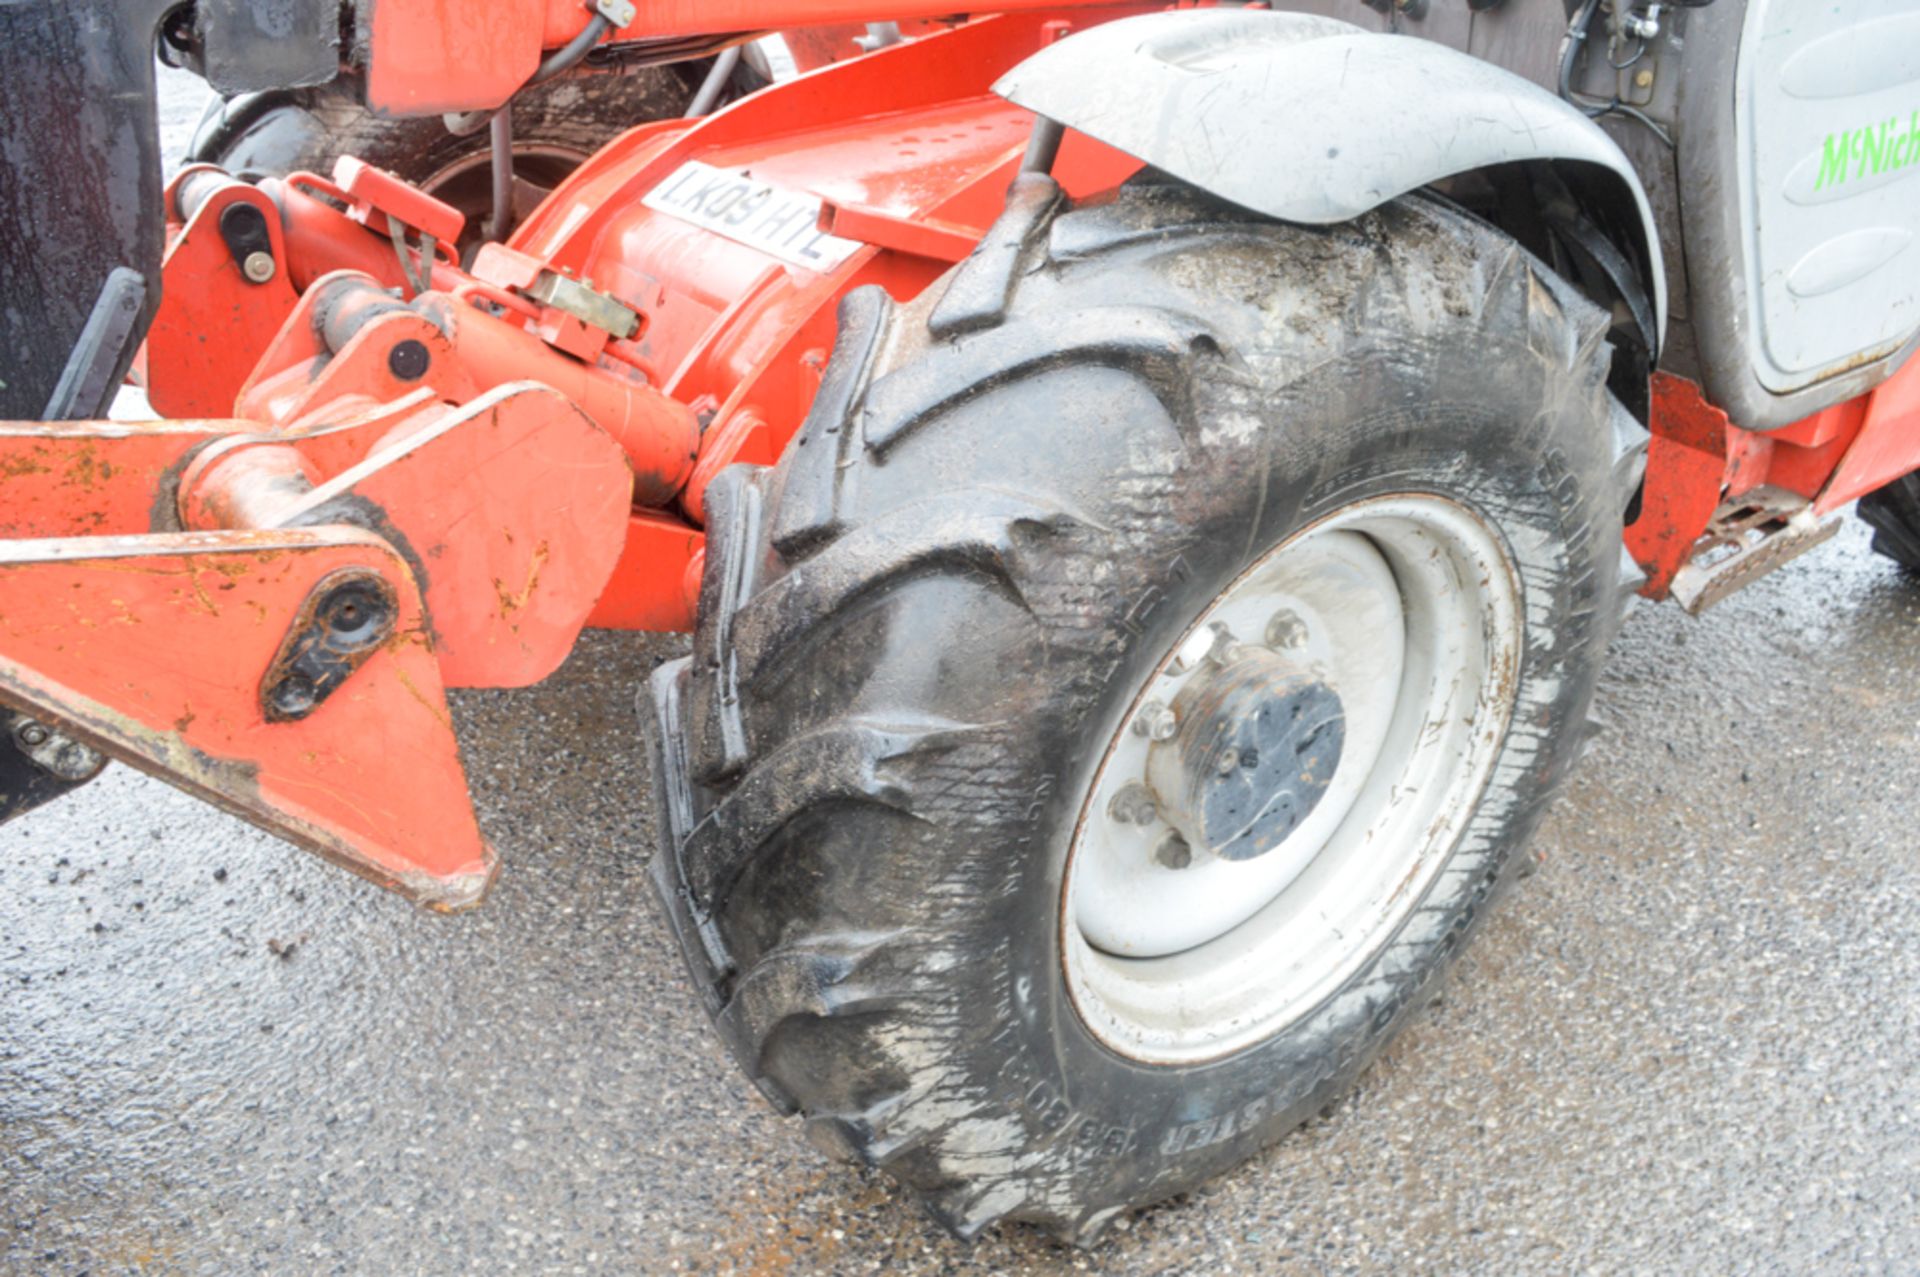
1062, 494, 1524, 1065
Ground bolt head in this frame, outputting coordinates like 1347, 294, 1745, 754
241, 250, 276, 284
1634, 67, 1655, 88
17, 723, 49, 747
270, 673, 317, 719
1154, 832, 1192, 870
322, 583, 390, 645
387, 339, 431, 381
1215, 748, 1240, 775
1170, 622, 1235, 674
1107, 782, 1159, 826
1132, 701, 1179, 742
1265, 609, 1308, 650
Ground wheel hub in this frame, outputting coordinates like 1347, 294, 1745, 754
1062, 495, 1525, 1063
1148, 647, 1345, 863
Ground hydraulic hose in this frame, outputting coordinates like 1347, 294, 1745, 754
528, 13, 613, 87
444, 11, 613, 244
1557, 0, 1674, 148
445, 14, 613, 137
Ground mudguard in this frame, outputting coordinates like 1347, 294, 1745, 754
997, 8, 1667, 344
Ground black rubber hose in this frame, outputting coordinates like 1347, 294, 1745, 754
528, 13, 613, 88
444, 13, 613, 137
1555, 0, 1605, 108
1557, 0, 1675, 148
458, 12, 612, 243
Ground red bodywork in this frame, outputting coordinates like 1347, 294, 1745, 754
3, 3, 1918, 906
1627, 364, 1920, 600
2, 8, 1143, 906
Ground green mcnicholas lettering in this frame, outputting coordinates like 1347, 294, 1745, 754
1814, 110, 1920, 190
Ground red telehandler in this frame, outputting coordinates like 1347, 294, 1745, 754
2, 0, 1917, 1242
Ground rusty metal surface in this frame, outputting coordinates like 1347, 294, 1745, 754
1666, 488, 1844, 615
1627, 368, 1920, 604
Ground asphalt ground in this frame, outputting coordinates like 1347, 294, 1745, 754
3, 66, 1919, 1277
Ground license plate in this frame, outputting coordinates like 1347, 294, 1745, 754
641, 160, 863, 272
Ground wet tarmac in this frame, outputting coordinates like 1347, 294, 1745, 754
8, 519, 1920, 1276
4, 69, 1919, 1277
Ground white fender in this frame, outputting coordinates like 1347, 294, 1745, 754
996, 9, 1666, 342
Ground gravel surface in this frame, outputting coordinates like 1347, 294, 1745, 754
4, 63, 1919, 1277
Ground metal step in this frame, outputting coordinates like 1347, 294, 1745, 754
1667, 486, 1842, 614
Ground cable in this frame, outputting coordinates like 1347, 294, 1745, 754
444, 14, 613, 137
386, 215, 438, 298
441, 11, 613, 245
1557, 0, 1675, 149
1556, 0, 1605, 108
528, 13, 614, 88
1589, 99, 1675, 148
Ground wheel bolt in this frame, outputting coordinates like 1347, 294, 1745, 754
1107, 782, 1159, 826
1265, 609, 1308, 650
1154, 832, 1192, 870
1132, 701, 1178, 742
1171, 622, 1235, 674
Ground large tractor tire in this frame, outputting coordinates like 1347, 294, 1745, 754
1858, 473, 1920, 570
186, 67, 704, 258
647, 175, 1644, 1242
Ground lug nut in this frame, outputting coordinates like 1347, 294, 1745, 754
1154, 832, 1193, 870
1108, 782, 1159, 826
1132, 701, 1179, 742
1265, 609, 1308, 650
241, 250, 276, 284
1171, 622, 1235, 674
